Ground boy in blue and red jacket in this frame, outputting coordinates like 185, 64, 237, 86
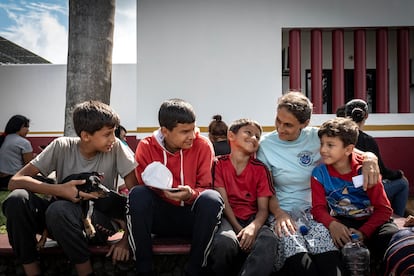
311, 117, 399, 273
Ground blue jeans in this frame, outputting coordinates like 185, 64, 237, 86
383, 177, 409, 216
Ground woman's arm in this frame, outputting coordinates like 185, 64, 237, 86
269, 195, 296, 237
354, 148, 380, 190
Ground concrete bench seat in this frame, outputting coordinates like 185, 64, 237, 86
0, 232, 191, 256
0, 215, 406, 257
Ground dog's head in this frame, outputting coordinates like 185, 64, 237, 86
62, 172, 110, 198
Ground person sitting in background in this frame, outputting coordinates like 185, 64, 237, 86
335, 105, 346, 117
115, 124, 131, 194
344, 99, 409, 217
208, 114, 231, 156
115, 125, 128, 146
0, 115, 33, 190
311, 117, 398, 274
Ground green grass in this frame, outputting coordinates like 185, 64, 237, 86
0, 191, 9, 234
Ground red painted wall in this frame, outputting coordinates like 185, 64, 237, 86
28, 136, 139, 155
29, 137, 58, 155
376, 137, 414, 196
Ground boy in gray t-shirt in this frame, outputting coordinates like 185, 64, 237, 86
2, 101, 137, 276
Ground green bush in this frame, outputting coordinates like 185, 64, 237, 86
0, 191, 10, 233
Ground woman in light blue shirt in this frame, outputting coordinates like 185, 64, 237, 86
242, 91, 380, 276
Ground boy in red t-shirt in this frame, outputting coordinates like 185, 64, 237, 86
208, 118, 275, 276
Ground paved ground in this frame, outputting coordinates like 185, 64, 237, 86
0, 254, 189, 276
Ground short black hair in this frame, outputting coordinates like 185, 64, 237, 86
229, 118, 262, 136
73, 101, 120, 136
158, 99, 196, 130
318, 117, 359, 147
336, 105, 346, 117
115, 125, 127, 138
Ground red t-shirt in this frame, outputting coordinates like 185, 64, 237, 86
214, 155, 274, 220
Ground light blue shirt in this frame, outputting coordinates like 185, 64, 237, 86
257, 127, 320, 212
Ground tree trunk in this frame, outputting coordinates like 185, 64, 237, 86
64, 0, 115, 136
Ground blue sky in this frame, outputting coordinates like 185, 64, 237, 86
0, 0, 136, 64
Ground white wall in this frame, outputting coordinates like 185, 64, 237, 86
137, 0, 280, 130
0, 64, 137, 134
137, 0, 414, 133
1, 0, 414, 138
0, 65, 66, 133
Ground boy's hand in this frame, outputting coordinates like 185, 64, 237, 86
237, 223, 257, 252
273, 210, 296, 237
106, 235, 130, 264
60, 180, 98, 202
328, 220, 351, 248
163, 185, 193, 202
349, 228, 366, 242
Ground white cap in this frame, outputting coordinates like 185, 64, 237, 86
141, 161, 173, 190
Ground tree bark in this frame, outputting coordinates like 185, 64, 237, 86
64, 0, 115, 136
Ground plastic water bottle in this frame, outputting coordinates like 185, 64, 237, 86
342, 233, 370, 276
291, 207, 310, 235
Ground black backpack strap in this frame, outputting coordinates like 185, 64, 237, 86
211, 157, 218, 189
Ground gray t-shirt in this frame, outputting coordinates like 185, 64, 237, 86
0, 133, 33, 175
31, 136, 137, 190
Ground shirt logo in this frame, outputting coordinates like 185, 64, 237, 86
297, 151, 313, 167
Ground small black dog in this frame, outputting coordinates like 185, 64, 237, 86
64, 172, 110, 239
37, 172, 127, 249
71, 172, 110, 196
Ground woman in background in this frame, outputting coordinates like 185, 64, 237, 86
345, 99, 409, 216
0, 115, 33, 190
208, 114, 231, 156
115, 125, 128, 146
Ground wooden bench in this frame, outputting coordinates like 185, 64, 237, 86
0, 232, 191, 256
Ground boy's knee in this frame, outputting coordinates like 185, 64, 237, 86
197, 189, 224, 210
258, 226, 275, 239
45, 200, 78, 224
211, 233, 239, 257
128, 186, 152, 209
2, 189, 30, 216
254, 228, 277, 252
